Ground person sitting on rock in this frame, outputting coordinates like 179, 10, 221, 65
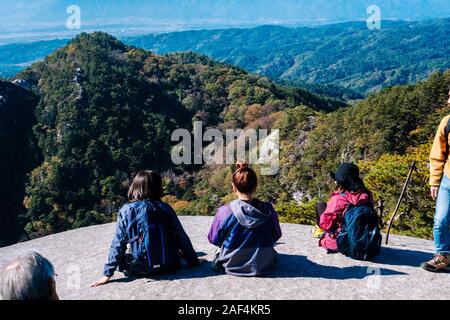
316, 163, 374, 254
0, 251, 59, 300
208, 162, 282, 276
91, 170, 202, 287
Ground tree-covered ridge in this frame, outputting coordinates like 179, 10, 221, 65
185, 71, 450, 239
0, 80, 39, 247
300, 71, 450, 238
128, 19, 450, 94
0, 39, 69, 79
1, 31, 449, 246
3, 19, 450, 98
4, 32, 341, 243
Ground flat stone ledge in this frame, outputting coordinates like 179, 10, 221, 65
0, 216, 448, 300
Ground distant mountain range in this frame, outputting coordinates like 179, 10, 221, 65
2, 0, 450, 45
127, 19, 450, 94
0, 40, 68, 79
2, 18, 450, 96
3, 0, 450, 31
2, 32, 448, 246
0, 32, 345, 246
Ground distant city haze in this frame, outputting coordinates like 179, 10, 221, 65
2, 0, 450, 44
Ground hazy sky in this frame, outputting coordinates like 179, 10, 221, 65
1, 0, 450, 35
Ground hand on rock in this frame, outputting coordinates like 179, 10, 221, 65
90, 276, 111, 288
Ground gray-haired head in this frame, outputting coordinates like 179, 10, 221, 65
0, 251, 57, 300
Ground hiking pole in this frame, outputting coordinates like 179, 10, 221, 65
385, 161, 416, 245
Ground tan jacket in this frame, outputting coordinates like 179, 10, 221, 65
430, 115, 450, 186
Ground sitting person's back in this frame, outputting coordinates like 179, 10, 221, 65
319, 189, 372, 252
316, 163, 381, 260
91, 170, 200, 287
208, 162, 282, 277
103, 199, 200, 277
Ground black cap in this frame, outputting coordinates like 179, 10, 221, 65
330, 163, 364, 192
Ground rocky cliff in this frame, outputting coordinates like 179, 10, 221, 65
0, 216, 448, 300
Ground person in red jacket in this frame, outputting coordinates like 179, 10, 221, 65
317, 163, 374, 253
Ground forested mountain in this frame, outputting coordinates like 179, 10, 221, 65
0, 40, 68, 79
0, 80, 39, 246
186, 70, 450, 239
2, 19, 450, 99
1, 32, 449, 246
128, 19, 450, 94
273, 71, 450, 238
4, 19, 449, 97
0, 32, 341, 245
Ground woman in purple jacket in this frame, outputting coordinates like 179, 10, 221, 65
208, 162, 282, 277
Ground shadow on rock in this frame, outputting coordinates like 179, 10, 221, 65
271, 254, 407, 280
149, 263, 220, 282
110, 256, 219, 283
108, 276, 139, 284
372, 246, 433, 267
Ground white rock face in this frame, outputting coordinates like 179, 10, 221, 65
0, 216, 449, 300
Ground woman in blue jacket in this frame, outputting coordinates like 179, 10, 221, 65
208, 162, 282, 277
91, 170, 200, 287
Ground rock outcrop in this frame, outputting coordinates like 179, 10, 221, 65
1, 216, 449, 300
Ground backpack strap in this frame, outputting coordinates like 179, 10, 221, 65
445, 117, 450, 161
338, 192, 350, 206
124, 201, 159, 239
125, 235, 140, 244
338, 192, 354, 218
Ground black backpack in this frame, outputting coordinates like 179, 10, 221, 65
336, 203, 382, 261
120, 201, 179, 276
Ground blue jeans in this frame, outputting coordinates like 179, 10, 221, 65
434, 175, 450, 254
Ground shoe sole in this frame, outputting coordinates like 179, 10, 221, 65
421, 264, 450, 273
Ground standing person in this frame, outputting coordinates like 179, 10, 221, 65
318, 163, 375, 255
0, 251, 59, 300
421, 89, 450, 272
208, 162, 282, 277
91, 170, 201, 287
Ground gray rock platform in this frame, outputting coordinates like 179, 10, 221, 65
0, 216, 448, 300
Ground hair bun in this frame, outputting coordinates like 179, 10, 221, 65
232, 162, 258, 193
236, 161, 249, 171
